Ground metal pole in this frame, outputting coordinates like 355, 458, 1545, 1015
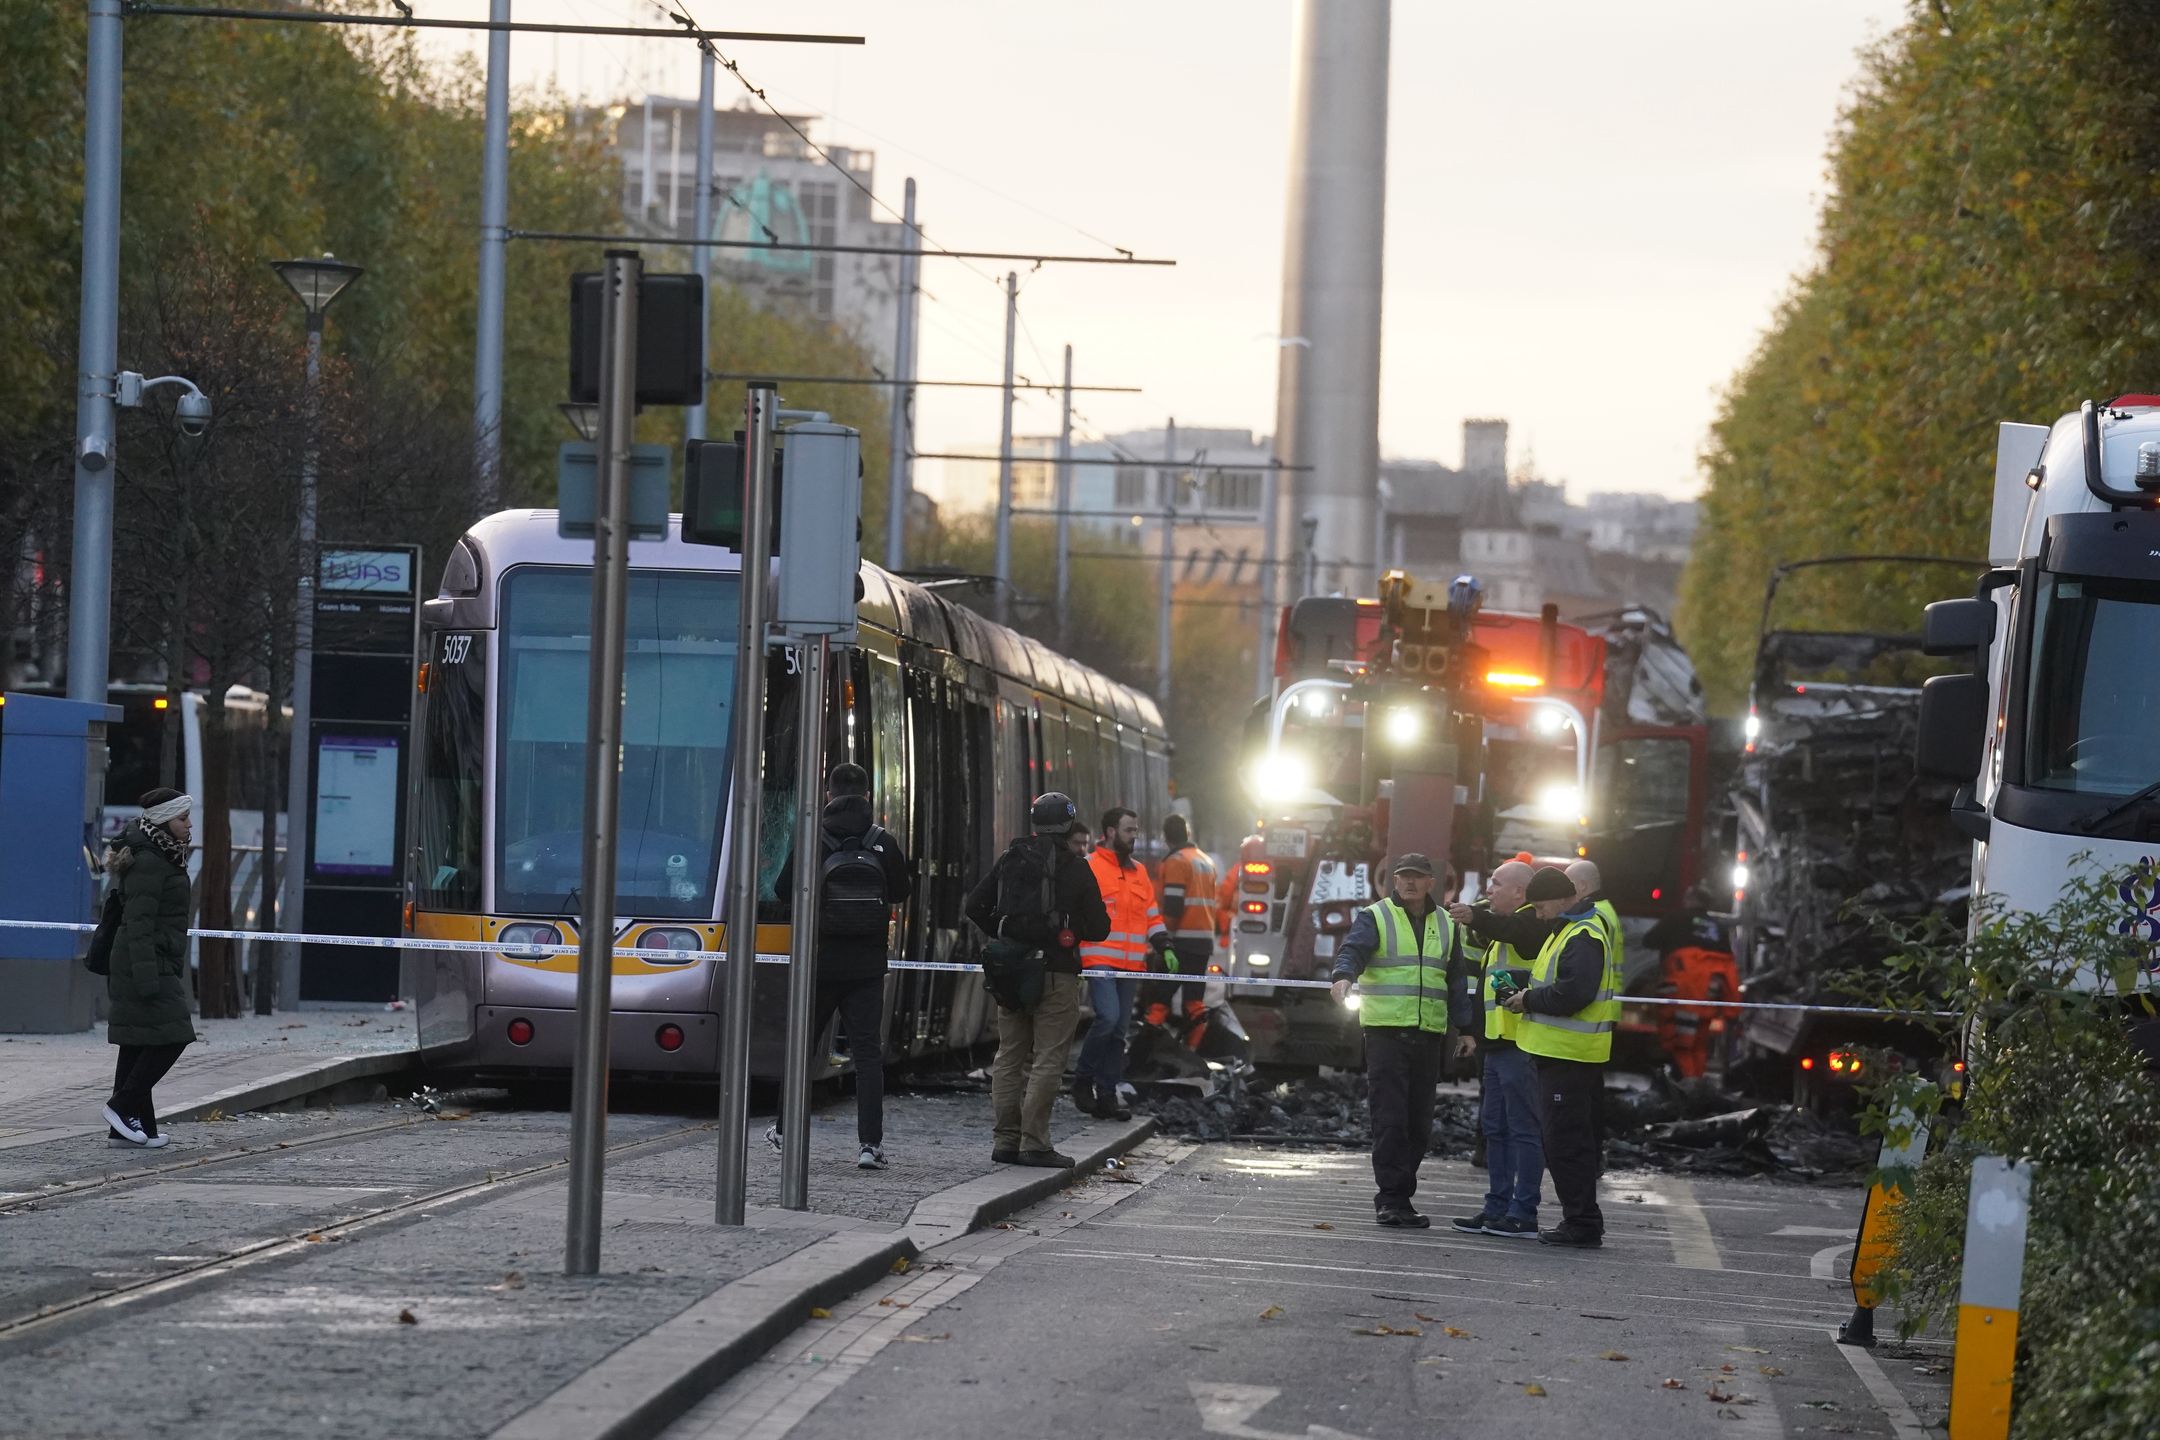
717, 382, 779, 1226
279, 319, 322, 1008
67, 0, 123, 705
1054, 344, 1073, 647
1157, 421, 1175, 709
991, 271, 1017, 624
685, 51, 716, 442
472, 0, 511, 511
565, 249, 641, 1276
883, 178, 919, 572
1255, 466, 1278, 700
779, 634, 830, 1210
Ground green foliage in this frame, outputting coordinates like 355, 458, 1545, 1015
1842, 874, 2160, 1439
1679, 0, 2160, 709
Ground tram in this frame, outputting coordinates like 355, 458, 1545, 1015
401, 509, 1172, 1079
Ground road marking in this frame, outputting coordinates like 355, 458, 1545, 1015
1638, 1176, 1723, 1269
1772, 1225, 1855, 1237
1810, 1241, 1855, 1281
1831, 1329, 1931, 1440
1189, 1382, 1370, 1440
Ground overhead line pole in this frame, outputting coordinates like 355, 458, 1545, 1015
883, 178, 918, 571
686, 52, 717, 443
991, 272, 1017, 625
1255, 465, 1279, 699
1158, 422, 1177, 709
1054, 345, 1074, 648
471, 0, 510, 512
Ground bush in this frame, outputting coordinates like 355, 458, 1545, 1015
1846, 873, 2160, 1439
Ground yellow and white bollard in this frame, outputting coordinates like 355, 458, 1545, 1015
1838, 1098, 1932, 1347
1949, 1155, 2033, 1440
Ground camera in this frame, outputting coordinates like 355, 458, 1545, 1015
175, 390, 211, 437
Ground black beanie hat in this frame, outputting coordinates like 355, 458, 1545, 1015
1525, 866, 1576, 903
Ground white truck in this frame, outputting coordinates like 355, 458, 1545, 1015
1916, 396, 2160, 976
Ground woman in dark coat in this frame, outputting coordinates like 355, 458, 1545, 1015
102, 788, 197, 1148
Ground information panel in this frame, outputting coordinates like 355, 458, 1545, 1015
312, 733, 400, 877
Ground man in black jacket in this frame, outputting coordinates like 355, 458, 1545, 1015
773, 763, 912, 1170
1451, 865, 1616, 1246
964, 792, 1111, 1168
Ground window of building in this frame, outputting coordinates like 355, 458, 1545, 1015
1115, 466, 1152, 508
1204, 470, 1261, 513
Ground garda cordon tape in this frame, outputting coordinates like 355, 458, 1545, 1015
0, 918, 1953, 1019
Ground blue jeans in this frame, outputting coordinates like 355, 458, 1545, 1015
1075, 973, 1137, 1090
1481, 1045, 1544, 1223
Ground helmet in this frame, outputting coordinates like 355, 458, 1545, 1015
1030, 791, 1078, 833
1447, 574, 1485, 622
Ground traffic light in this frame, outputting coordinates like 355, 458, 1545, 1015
682, 438, 782, 550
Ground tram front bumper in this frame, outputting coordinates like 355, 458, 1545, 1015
469, 1004, 721, 1076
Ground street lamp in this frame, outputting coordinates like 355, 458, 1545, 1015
271, 252, 362, 1011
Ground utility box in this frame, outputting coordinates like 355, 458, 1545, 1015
0, 692, 119, 1032
773, 422, 862, 641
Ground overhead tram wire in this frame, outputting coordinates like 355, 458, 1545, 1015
706, 373, 1140, 393
122, 5, 865, 44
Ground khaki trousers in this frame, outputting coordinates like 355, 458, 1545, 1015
991, 971, 1083, 1153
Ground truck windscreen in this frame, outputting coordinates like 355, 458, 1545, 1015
2022, 575, 2160, 797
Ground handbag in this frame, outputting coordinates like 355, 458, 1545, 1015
83, 887, 123, 977
981, 937, 1047, 1014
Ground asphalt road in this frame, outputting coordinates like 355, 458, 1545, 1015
666, 1141, 1950, 1440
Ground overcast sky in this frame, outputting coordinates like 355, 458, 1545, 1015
416, 1, 1906, 502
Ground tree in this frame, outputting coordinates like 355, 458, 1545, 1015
1678, 0, 2160, 708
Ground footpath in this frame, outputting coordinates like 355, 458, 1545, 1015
0, 1018, 1156, 1440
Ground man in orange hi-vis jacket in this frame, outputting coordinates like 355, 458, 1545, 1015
1149, 814, 1220, 1043
1076, 806, 1169, 1120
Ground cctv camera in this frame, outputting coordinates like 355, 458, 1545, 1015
175, 390, 211, 438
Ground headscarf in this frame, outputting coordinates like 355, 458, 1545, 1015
142, 793, 194, 826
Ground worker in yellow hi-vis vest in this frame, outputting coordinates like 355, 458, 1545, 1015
1453, 865, 1621, 1248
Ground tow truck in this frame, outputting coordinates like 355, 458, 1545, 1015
1228, 577, 1716, 1071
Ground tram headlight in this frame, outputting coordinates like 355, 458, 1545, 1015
639, 927, 703, 963
499, 922, 561, 960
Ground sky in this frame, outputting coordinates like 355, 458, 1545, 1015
414, 1, 1908, 503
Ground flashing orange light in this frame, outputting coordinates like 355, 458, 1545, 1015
1485, 669, 1544, 690
1953, 1059, 1968, 1074
1207, 964, 1224, 974
1241, 900, 1267, 915
1242, 861, 1272, 875
1827, 1054, 1846, 1073
1800, 1057, 1815, 1071
415, 662, 431, 694
152, 696, 170, 711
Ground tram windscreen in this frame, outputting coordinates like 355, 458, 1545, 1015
497, 566, 741, 918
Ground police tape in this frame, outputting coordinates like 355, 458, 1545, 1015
0, 917, 1955, 1019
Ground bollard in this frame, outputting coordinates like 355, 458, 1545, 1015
1838, 1096, 1932, 1347
1948, 1155, 2032, 1440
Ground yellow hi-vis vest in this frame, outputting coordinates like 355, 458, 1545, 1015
1515, 915, 1622, 1063
1592, 898, 1623, 968
1475, 904, 1537, 1043
1356, 898, 1456, 1034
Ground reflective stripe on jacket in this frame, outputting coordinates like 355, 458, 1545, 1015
1082, 847, 1166, 971
1516, 915, 1623, 1063
1158, 845, 1220, 944
1355, 897, 1457, 1034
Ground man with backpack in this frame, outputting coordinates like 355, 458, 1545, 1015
964, 792, 1111, 1167
772, 763, 912, 1170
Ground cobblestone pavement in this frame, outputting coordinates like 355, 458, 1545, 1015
0, 1011, 418, 1148
0, 1081, 1096, 1440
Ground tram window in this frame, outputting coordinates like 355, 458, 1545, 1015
416, 631, 486, 910
756, 647, 801, 917
104, 697, 178, 805
496, 567, 740, 919
869, 654, 909, 846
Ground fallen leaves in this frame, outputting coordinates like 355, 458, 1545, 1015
875, 1299, 911, 1309
1727, 1345, 1770, 1355
489, 1272, 525, 1292
1661, 1378, 1688, 1391
898, 1332, 949, 1344
1349, 1323, 1422, 1338
303, 1233, 324, 1244
1758, 1365, 1785, 1377
1312, 1222, 1335, 1231
1524, 1383, 1547, 1397
1442, 1326, 1473, 1340
397, 1309, 418, 1325
890, 1257, 911, 1275
1600, 1351, 1631, 1362
201, 1108, 231, 1123
808, 1307, 832, 1320
1259, 1305, 1285, 1321
1720, 1363, 1738, 1374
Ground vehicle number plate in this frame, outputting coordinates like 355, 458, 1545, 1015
1266, 827, 1310, 860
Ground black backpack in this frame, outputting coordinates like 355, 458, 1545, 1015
991, 835, 1062, 943
819, 826, 892, 939
83, 887, 122, 977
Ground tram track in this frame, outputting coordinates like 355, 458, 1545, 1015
0, 1120, 713, 1342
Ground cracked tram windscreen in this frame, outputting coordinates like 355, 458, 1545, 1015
497, 566, 741, 918
2023, 576, 2160, 796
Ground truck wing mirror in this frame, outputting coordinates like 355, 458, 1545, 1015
1921, 598, 1996, 656
1916, 673, 1989, 781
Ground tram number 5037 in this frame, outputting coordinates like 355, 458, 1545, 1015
441, 634, 475, 665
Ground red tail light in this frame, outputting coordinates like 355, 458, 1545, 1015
655, 1024, 685, 1053
506, 1018, 535, 1046
1242, 900, 1267, 915
1800, 1056, 1814, 1071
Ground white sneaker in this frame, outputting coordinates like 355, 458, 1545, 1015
857, 1145, 886, 1170
141, 1134, 171, 1150
763, 1125, 782, 1153
101, 1106, 148, 1146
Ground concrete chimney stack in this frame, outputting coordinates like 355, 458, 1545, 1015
1270, 0, 1391, 598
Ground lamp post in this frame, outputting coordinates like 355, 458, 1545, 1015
271, 253, 363, 1009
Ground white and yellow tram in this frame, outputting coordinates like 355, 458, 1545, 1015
401, 509, 1171, 1079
